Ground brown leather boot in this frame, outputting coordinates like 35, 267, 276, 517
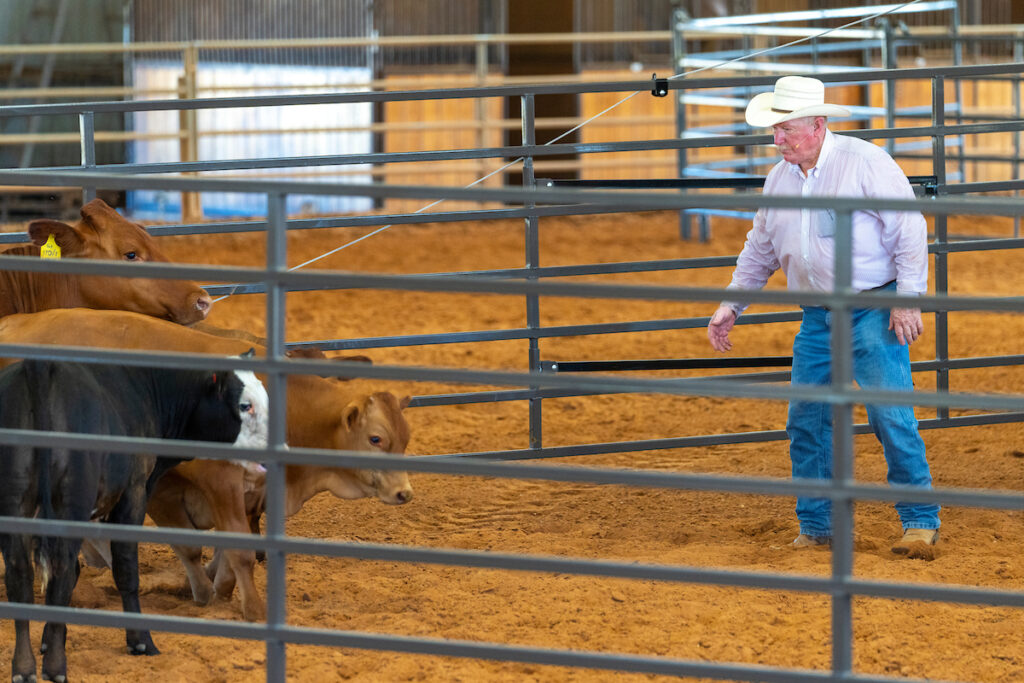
891, 528, 939, 555
791, 533, 831, 548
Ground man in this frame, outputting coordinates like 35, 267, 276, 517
707, 75, 940, 555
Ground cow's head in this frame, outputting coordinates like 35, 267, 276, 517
181, 369, 246, 445
334, 391, 413, 505
27, 199, 212, 324
231, 351, 270, 450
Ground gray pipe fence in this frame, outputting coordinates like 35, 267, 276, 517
0, 62, 1023, 681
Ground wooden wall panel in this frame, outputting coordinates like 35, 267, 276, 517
963, 79, 1016, 184
867, 76, 1021, 183
382, 74, 503, 212
579, 70, 677, 180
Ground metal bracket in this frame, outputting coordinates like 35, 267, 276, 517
651, 73, 669, 98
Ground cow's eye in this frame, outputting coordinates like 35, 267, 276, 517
124, 251, 138, 261
369, 435, 382, 445
240, 401, 253, 414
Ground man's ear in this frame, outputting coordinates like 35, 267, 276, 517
28, 219, 87, 255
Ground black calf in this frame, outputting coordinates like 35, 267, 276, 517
0, 360, 244, 683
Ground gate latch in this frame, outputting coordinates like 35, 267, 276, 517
651, 73, 669, 98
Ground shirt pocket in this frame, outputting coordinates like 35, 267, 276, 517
814, 208, 836, 238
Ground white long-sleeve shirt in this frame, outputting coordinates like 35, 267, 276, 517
725, 129, 928, 315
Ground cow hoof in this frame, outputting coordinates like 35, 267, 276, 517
41, 675, 65, 683
242, 604, 267, 623
12, 675, 38, 683
38, 644, 46, 654
127, 631, 161, 657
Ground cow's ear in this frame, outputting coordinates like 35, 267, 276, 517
210, 370, 233, 397
28, 219, 87, 255
342, 401, 362, 430
399, 395, 412, 410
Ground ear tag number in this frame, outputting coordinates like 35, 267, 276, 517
40, 235, 61, 259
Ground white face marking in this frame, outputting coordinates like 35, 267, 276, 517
232, 369, 269, 450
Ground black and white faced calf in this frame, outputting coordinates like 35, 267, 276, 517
0, 359, 251, 683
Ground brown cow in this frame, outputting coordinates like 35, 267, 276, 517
1, 199, 211, 324
0, 308, 414, 622
146, 390, 410, 608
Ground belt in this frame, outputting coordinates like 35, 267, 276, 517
868, 279, 897, 291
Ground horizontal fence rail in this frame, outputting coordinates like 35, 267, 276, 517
0, 57, 1022, 682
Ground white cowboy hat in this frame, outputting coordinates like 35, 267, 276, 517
745, 76, 851, 128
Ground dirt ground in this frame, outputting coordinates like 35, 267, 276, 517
2, 207, 1024, 682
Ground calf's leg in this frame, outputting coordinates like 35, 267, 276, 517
170, 544, 215, 605
1, 532, 37, 682
39, 536, 82, 683
176, 462, 265, 621
146, 472, 216, 605
106, 487, 159, 656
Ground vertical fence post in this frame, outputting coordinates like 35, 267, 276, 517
1014, 36, 1022, 238
932, 75, 950, 422
671, 8, 693, 241
475, 39, 490, 183
264, 192, 289, 682
178, 43, 201, 222
521, 93, 542, 450
830, 207, 855, 679
951, 6, 967, 184
79, 112, 97, 205
880, 18, 897, 158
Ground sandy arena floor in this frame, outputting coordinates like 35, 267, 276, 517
1, 208, 1023, 682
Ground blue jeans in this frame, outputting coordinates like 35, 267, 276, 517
787, 295, 940, 537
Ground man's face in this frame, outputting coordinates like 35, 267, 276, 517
772, 117, 821, 167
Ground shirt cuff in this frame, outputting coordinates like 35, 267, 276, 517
722, 301, 747, 317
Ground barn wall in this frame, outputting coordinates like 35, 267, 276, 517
379, 67, 1017, 213
0, 0, 1017, 217
0, 0, 122, 61
381, 74, 504, 213
0, 0, 126, 169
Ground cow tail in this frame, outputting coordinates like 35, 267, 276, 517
24, 360, 56, 586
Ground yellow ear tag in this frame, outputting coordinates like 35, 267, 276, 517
40, 234, 61, 259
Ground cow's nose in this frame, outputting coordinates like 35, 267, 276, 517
195, 293, 212, 318
394, 488, 413, 504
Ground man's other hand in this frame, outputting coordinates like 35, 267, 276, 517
889, 307, 924, 346
708, 306, 737, 352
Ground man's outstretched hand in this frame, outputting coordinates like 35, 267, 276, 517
708, 306, 737, 352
